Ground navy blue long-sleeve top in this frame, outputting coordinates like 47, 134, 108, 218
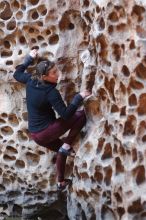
13, 55, 83, 132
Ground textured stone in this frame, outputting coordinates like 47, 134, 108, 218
1, 0, 146, 219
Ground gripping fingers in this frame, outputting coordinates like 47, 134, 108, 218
29, 49, 38, 58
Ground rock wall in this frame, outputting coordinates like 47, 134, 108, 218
1, 0, 146, 219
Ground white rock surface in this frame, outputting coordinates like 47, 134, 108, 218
1, 0, 146, 219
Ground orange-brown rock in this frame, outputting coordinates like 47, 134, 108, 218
1, 0, 146, 219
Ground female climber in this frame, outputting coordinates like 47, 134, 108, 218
13, 49, 91, 191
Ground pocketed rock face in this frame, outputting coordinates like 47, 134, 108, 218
1, 0, 146, 219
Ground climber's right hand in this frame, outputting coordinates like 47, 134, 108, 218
80, 90, 91, 99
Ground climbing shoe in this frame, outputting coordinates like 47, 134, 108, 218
57, 179, 72, 191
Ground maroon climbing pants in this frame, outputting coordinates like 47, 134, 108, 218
30, 110, 86, 182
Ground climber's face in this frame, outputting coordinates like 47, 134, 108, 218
42, 66, 60, 83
